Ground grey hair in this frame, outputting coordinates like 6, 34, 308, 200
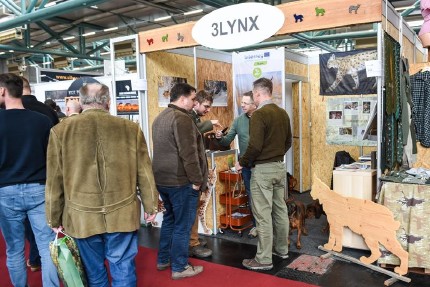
253, 77, 273, 95
79, 83, 110, 109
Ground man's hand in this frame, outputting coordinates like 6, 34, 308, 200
192, 184, 201, 191
215, 130, 223, 138
144, 212, 156, 223
211, 120, 222, 128
235, 162, 243, 172
52, 226, 64, 234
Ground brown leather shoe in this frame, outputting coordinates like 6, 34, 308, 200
242, 258, 273, 270
172, 264, 203, 280
189, 245, 212, 258
26, 259, 41, 272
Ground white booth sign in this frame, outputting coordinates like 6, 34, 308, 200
192, 3, 285, 50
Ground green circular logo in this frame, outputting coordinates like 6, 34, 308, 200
253, 67, 262, 78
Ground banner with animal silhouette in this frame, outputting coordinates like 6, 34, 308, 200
319, 49, 377, 95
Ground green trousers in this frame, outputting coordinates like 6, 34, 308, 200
250, 162, 289, 264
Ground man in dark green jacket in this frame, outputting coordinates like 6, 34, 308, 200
235, 78, 292, 271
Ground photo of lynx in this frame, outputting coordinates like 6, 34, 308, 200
324, 50, 377, 94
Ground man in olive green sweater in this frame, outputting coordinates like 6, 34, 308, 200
235, 77, 292, 271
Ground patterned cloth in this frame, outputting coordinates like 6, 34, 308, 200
411, 71, 430, 147
378, 182, 430, 269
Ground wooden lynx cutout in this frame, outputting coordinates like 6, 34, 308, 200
198, 165, 217, 235
311, 175, 408, 275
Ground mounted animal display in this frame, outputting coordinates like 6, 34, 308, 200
311, 175, 408, 275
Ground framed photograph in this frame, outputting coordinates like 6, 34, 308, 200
158, 76, 187, 107
204, 80, 228, 107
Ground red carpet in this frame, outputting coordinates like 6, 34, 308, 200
1, 234, 316, 287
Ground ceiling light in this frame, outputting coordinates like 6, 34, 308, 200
184, 9, 203, 16
154, 15, 171, 22
82, 32, 96, 37
90, 5, 98, 9
46, 42, 51, 45
407, 20, 424, 27
8, 50, 13, 52
100, 51, 110, 55
104, 27, 118, 32
0, 52, 5, 55
63, 36, 75, 40
395, 5, 416, 11
45, 2, 57, 7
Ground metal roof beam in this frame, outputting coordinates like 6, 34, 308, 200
0, 0, 110, 31
36, 21, 81, 54
33, 26, 76, 49
0, 43, 104, 61
0, 0, 21, 15
86, 41, 109, 56
401, 0, 420, 17
50, 16, 105, 30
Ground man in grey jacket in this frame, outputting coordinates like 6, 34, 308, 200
152, 83, 208, 280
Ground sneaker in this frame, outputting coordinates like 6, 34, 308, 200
272, 251, 289, 259
172, 264, 203, 280
26, 259, 41, 272
199, 237, 208, 247
242, 258, 273, 270
248, 227, 258, 238
189, 245, 212, 258
156, 261, 170, 271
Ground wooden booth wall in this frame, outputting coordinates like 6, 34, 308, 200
196, 57, 234, 228
309, 64, 376, 187
145, 51, 195, 145
286, 60, 311, 191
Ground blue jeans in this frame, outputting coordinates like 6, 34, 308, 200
75, 231, 138, 287
241, 167, 256, 226
0, 183, 59, 287
157, 184, 199, 272
24, 217, 41, 266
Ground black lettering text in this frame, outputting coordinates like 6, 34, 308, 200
219, 22, 227, 35
211, 23, 218, 36
238, 18, 247, 33
249, 16, 259, 31
227, 19, 236, 34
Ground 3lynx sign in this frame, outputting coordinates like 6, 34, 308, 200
192, 3, 284, 50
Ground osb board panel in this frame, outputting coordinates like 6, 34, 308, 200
402, 36, 415, 63
410, 62, 430, 75
196, 58, 234, 132
139, 22, 197, 53
145, 51, 195, 148
309, 64, 376, 187
286, 60, 308, 78
382, 17, 399, 41
277, 0, 382, 35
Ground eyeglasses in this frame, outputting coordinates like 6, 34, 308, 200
203, 104, 211, 109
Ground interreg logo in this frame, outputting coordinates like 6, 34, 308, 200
244, 52, 271, 61
192, 3, 285, 50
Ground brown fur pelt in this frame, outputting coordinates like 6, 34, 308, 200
285, 196, 308, 249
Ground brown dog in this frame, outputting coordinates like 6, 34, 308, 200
306, 199, 329, 233
285, 197, 308, 249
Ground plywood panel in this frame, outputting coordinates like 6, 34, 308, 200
382, 17, 400, 41
309, 64, 376, 187
145, 51, 195, 149
277, 0, 382, 35
286, 60, 308, 77
402, 36, 415, 63
196, 58, 234, 134
139, 22, 197, 53
410, 62, 430, 75
139, 0, 382, 53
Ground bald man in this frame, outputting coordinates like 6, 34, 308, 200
66, 100, 81, 116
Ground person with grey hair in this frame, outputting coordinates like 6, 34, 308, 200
235, 77, 292, 271
65, 100, 81, 117
45, 83, 159, 286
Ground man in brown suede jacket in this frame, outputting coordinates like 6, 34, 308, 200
152, 83, 208, 280
235, 77, 292, 271
46, 83, 158, 286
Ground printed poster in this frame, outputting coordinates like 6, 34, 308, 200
233, 48, 285, 115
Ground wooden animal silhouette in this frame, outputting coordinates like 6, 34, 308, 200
177, 32, 184, 42
315, 7, 325, 16
293, 14, 304, 23
349, 4, 361, 14
146, 38, 154, 45
311, 175, 408, 275
162, 34, 168, 42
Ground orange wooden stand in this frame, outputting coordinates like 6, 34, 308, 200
218, 171, 252, 234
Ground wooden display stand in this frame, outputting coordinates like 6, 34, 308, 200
332, 169, 377, 250
218, 170, 252, 235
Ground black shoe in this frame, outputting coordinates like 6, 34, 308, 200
199, 237, 207, 247
189, 245, 212, 258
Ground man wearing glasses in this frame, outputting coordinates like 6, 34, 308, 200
215, 91, 258, 238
